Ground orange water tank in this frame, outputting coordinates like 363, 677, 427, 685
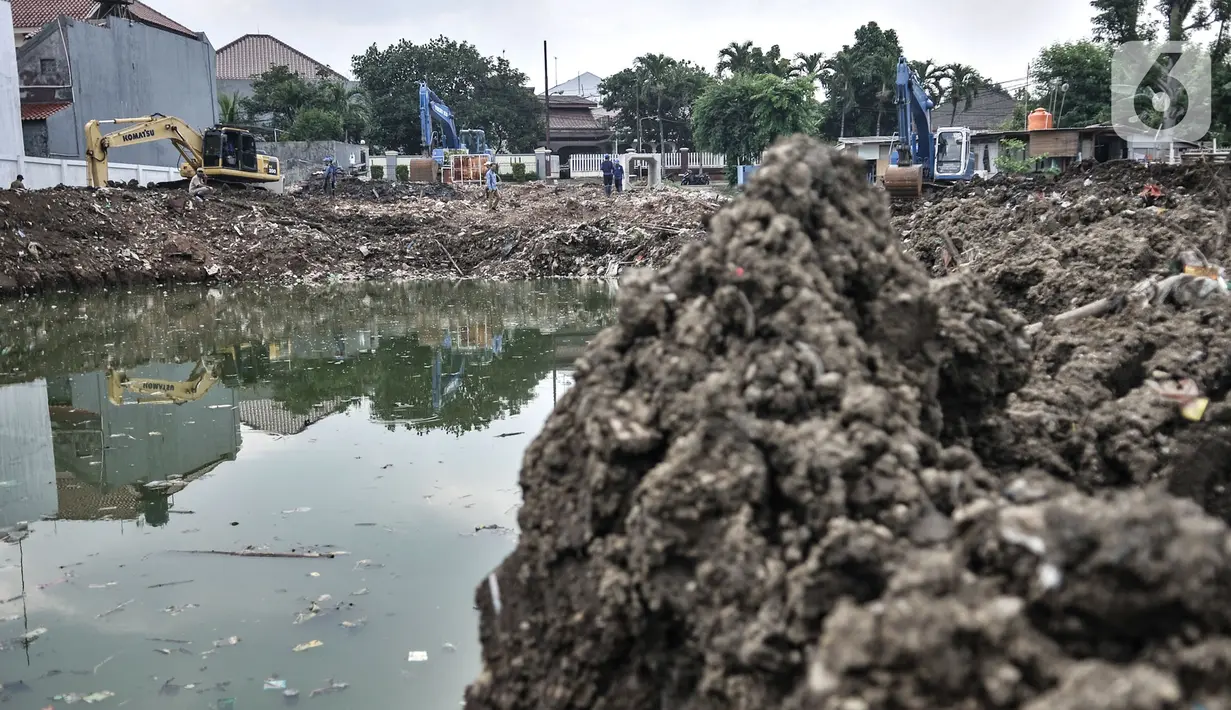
1027, 108, 1054, 131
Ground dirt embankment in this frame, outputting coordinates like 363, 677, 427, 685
465, 138, 1231, 710
0, 182, 722, 295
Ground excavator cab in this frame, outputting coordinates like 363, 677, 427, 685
203, 128, 258, 173
933, 127, 971, 179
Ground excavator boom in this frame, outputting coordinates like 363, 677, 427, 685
106, 359, 220, 406
84, 113, 281, 189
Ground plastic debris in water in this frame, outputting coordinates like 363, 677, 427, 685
308, 572, 320, 577
292, 640, 323, 652
340, 618, 366, 628
442, 642, 457, 652
407, 651, 428, 662
308, 680, 347, 697
20, 627, 47, 642
281, 507, 311, 514
88, 582, 117, 589
353, 559, 383, 570
82, 691, 115, 703
283, 688, 299, 699
212, 636, 240, 647
350, 588, 368, 596
263, 678, 287, 690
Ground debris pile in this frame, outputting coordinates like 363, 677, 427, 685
464, 137, 1231, 709
0, 183, 724, 294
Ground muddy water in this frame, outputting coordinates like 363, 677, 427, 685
0, 280, 617, 708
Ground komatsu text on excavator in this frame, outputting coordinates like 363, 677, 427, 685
106, 358, 220, 406
84, 114, 282, 190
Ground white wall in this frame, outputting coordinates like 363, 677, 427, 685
0, 0, 26, 186
1, 154, 181, 188
0, 379, 57, 528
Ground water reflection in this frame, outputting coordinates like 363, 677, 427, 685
0, 280, 616, 529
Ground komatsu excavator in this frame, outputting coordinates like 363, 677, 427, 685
106, 358, 221, 406
84, 114, 281, 189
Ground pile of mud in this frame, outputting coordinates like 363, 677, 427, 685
290, 176, 461, 201
0, 183, 723, 294
465, 137, 1231, 709
893, 160, 1231, 513
894, 159, 1231, 321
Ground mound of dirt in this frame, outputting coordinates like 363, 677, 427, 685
894, 160, 1231, 322
0, 183, 723, 294
464, 137, 1231, 710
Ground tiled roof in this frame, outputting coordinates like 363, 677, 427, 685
550, 112, 603, 131
21, 102, 71, 120
11, 0, 195, 37
215, 34, 347, 81
10, 0, 92, 28
544, 94, 596, 108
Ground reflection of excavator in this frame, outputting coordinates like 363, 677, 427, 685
84, 114, 281, 189
106, 358, 221, 406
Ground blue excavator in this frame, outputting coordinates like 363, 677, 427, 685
883, 56, 976, 199
419, 81, 494, 165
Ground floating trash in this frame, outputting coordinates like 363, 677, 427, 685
407, 651, 428, 662
212, 636, 240, 648
263, 678, 287, 691
340, 618, 366, 629
350, 588, 368, 596
292, 640, 323, 652
281, 507, 311, 514
308, 680, 347, 697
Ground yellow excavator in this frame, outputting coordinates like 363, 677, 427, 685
106, 358, 221, 406
84, 113, 281, 189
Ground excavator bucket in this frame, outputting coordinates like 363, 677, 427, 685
884, 165, 924, 199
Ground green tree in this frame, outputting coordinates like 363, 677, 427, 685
290, 107, 345, 141
1091, 0, 1156, 43
218, 92, 242, 124
792, 52, 826, 84
352, 36, 543, 153
313, 81, 369, 143
598, 54, 712, 150
941, 63, 989, 124
821, 51, 864, 137
868, 53, 898, 135
1030, 41, 1113, 127
693, 73, 821, 182
909, 59, 947, 105
715, 41, 791, 77
817, 22, 904, 138
241, 65, 315, 131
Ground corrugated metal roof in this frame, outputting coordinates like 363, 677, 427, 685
215, 34, 347, 81
21, 102, 71, 120
11, 0, 195, 37
544, 94, 596, 108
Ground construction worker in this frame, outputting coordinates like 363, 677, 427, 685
322, 157, 339, 195
8, 174, 25, 190
613, 160, 625, 194
485, 162, 500, 210
188, 168, 214, 199
600, 154, 615, 196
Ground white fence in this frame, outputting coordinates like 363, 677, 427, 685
569, 151, 726, 178
0, 154, 181, 190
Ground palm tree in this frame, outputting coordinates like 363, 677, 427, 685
717, 41, 754, 77
218, 92, 242, 124
908, 59, 946, 106
792, 52, 826, 84
636, 54, 675, 151
312, 81, 369, 142
943, 63, 987, 125
871, 54, 898, 136
821, 52, 864, 137
759, 45, 792, 77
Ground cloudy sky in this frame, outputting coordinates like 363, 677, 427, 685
147, 0, 1098, 91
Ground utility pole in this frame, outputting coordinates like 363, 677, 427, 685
657, 91, 665, 176
543, 41, 551, 150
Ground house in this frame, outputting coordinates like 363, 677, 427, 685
10, 0, 196, 48
933, 88, 1019, 131
543, 94, 612, 165
16, 3, 217, 167
548, 72, 602, 100
215, 33, 349, 101
835, 135, 896, 182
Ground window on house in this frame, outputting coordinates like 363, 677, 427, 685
40, 58, 56, 74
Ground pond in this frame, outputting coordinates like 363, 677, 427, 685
0, 279, 618, 709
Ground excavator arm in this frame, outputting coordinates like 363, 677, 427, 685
419, 82, 462, 153
884, 57, 936, 199
106, 358, 220, 406
84, 113, 204, 187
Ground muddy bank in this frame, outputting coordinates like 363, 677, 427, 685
0, 182, 722, 295
465, 138, 1231, 709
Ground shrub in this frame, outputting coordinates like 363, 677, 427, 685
510, 162, 527, 181
525, 171, 538, 181
371, 165, 384, 180
396, 164, 409, 182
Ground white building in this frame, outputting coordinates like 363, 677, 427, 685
0, 0, 25, 182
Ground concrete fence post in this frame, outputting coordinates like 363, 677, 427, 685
59, 160, 67, 185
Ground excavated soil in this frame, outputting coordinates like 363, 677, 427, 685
0, 182, 721, 294
465, 138, 1231, 710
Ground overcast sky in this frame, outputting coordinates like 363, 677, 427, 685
148, 0, 1098, 91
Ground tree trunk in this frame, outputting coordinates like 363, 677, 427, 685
840, 111, 846, 138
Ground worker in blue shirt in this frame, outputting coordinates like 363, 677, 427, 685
485, 162, 500, 210
613, 160, 625, 194
322, 157, 340, 195
600, 154, 615, 196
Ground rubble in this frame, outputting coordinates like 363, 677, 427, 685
463, 137, 1231, 710
0, 182, 723, 295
